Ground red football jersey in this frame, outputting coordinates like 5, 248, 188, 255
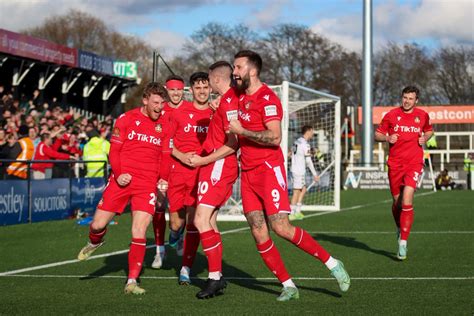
376, 107, 433, 165
110, 107, 163, 181
202, 88, 239, 154
167, 101, 212, 170
237, 84, 284, 170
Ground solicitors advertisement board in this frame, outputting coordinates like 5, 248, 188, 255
0, 181, 29, 226
30, 179, 70, 222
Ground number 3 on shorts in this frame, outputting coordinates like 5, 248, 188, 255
149, 192, 156, 206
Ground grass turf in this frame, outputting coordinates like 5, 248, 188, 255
0, 190, 472, 314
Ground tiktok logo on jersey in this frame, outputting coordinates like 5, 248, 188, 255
238, 110, 251, 122
393, 124, 421, 133
184, 123, 209, 133
127, 130, 161, 145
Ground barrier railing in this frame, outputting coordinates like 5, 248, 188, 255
0, 159, 108, 226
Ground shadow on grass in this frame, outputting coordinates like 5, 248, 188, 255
313, 233, 399, 261
78, 237, 340, 298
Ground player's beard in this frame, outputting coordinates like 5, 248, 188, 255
235, 73, 250, 94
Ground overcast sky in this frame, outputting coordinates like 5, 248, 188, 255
0, 0, 472, 57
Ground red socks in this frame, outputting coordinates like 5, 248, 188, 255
400, 204, 414, 241
256, 239, 291, 283
392, 202, 401, 228
89, 226, 107, 245
128, 238, 146, 280
182, 224, 200, 268
291, 227, 330, 263
200, 230, 222, 273
152, 211, 166, 246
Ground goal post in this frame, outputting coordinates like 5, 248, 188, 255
274, 81, 341, 212
184, 81, 341, 219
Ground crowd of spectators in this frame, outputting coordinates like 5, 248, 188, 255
0, 85, 113, 179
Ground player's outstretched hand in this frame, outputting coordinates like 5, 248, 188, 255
387, 133, 399, 144
229, 119, 244, 135
117, 173, 132, 187
157, 179, 168, 193
418, 132, 426, 145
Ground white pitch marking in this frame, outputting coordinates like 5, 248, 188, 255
1, 274, 472, 281
0, 192, 436, 277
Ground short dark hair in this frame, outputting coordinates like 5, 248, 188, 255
402, 86, 420, 99
234, 50, 263, 75
302, 125, 313, 134
165, 74, 184, 83
189, 72, 209, 86
209, 61, 233, 82
209, 60, 233, 72
143, 82, 168, 100
40, 133, 51, 142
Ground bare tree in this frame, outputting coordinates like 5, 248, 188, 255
434, 46, 474, 104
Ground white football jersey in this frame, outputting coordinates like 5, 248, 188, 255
291, 137, 311, 175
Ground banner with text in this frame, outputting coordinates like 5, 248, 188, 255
0, 28, 77, 67
30, 179, 71, 222
78, 50, 114, 76
359, 105, 474, 125
0, 181, 29, 226
343, 170, 467, 190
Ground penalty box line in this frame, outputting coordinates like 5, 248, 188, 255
0, 192, 435, 277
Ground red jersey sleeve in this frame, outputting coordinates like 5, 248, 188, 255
44, 145, 70, 160
162, 112, 177, 153
423, 111, 433, 133
220, 96, 238, 131
109, 114, 127, 176
261, 95, 282, 124
376, 111, 391, 134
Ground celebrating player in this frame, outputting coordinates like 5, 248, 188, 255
151, 75, 188, 269
289, 125, 319, 220
188, 61, 239, 299
375, 86, 433, 260
229, 50, 350, 301
166, 72, 213, 285
77, 82, 168, 295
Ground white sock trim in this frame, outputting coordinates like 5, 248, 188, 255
282, 279, 296, 288
325, 256, 338, 270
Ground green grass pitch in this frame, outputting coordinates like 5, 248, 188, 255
0, 190, 472, 314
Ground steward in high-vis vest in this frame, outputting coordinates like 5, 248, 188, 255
7, 127, 34, 179
83, 129, 110, 177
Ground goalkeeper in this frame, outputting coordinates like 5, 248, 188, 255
290, 125, 319, 220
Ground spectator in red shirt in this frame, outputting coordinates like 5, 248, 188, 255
31, 133, 73, 179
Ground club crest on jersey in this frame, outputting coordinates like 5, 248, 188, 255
245, 101, 252, 110
414, 116, 420, 123
112, 127, 120, 137
135, 120, 141, 126
155, 124, 162, 133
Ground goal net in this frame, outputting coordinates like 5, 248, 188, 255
185, 81, 341, 219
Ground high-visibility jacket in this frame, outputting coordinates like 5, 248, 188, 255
7, 137, 34, 179
83, 137, 110, 177
464, 157, 474, 172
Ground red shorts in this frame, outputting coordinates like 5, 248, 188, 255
98, 174, 158, 215
388, 163, 424, 196
167, 167, 199, 213
197, 156, 238, 208
241, 160, 291, 216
